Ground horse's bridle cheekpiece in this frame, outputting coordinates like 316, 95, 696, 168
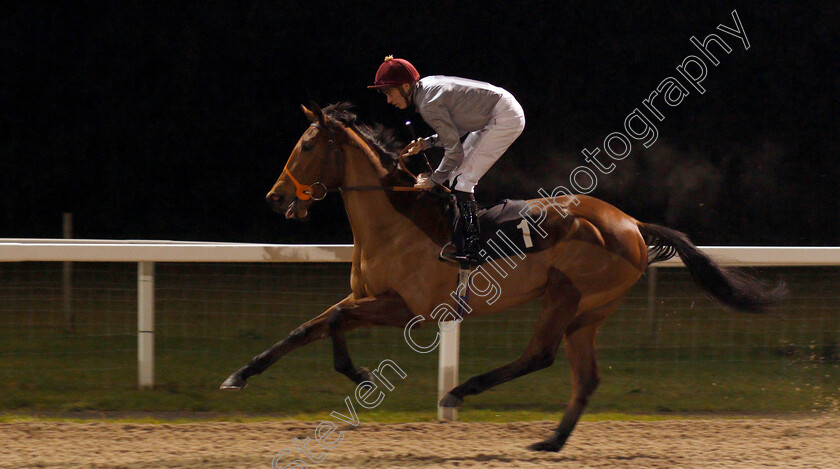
280, 122, 342, 201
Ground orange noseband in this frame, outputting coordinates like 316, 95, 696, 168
281, 164, 327, 201
280, 123, 335, 201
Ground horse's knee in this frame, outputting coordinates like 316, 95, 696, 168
287, 325, 306, 341
528, 351, 556, 371
328, 307, 345, 331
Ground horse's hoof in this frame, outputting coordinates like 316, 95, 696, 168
356, 367, 375, 383
527, 439, 562, 452
439, 393, 463, 408
220, 373, 248, 390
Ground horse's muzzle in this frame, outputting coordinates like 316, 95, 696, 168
266, 193, 308, 219
266, 193, 288, 215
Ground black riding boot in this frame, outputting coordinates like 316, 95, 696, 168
440, 191, 482, 267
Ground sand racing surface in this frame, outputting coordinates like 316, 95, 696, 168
2, 418, 839, 468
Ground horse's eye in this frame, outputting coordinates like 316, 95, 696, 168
301, 143, 314, 152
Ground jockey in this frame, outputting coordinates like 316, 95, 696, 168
369, 55, 526, 266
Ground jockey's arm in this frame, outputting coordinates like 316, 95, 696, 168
418, 105, 465, 185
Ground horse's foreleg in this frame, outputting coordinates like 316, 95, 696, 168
220, 294, 356, 390
328, 291, 416, 385
440, 268, 580, 407
221, 291, 415, 390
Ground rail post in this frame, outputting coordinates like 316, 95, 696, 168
62, 213, 74, 333
647, 266, 658, 340
438, 266, 469, 421
138, 261, 155, 389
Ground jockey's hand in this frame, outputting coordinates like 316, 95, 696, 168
428, 182, 450, 199
400, 138, 430, 158
413, 172, 436, 190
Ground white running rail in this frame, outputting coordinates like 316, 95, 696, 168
2, 239, 839, 405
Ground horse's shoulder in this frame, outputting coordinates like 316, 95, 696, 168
385, 188, 450, 247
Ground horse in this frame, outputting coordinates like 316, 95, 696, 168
221, 102, 786, 451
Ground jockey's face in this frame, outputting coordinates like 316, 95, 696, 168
383, 84, 412, 109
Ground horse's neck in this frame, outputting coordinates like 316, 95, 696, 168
339, 128, 450, 255
340, 140, 415, 248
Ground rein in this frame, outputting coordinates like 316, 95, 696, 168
282, 122, 426, 200
340, 186, 423, 193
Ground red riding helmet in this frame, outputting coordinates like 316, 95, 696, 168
368, 55, 420, 89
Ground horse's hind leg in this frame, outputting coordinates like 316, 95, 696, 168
439, 268, 580, 407
529, 301, 618, 452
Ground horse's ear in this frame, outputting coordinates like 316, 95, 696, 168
309, 101, 326, 126
301, 104, 318, 123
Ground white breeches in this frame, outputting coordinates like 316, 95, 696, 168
448, 93, 525, 193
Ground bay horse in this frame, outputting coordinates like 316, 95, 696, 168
221, 102, 785, 451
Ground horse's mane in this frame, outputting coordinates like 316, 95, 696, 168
322, 102, 403, 172
321, 102, 449, 246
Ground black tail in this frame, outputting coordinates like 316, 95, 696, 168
638, 222, 787, 312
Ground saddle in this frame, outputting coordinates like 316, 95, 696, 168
447, 198, 549, 266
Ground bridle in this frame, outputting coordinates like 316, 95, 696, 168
280, 121, 428, 201
280, 122, 340, 201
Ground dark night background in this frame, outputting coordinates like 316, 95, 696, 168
2, 1, 838, 245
